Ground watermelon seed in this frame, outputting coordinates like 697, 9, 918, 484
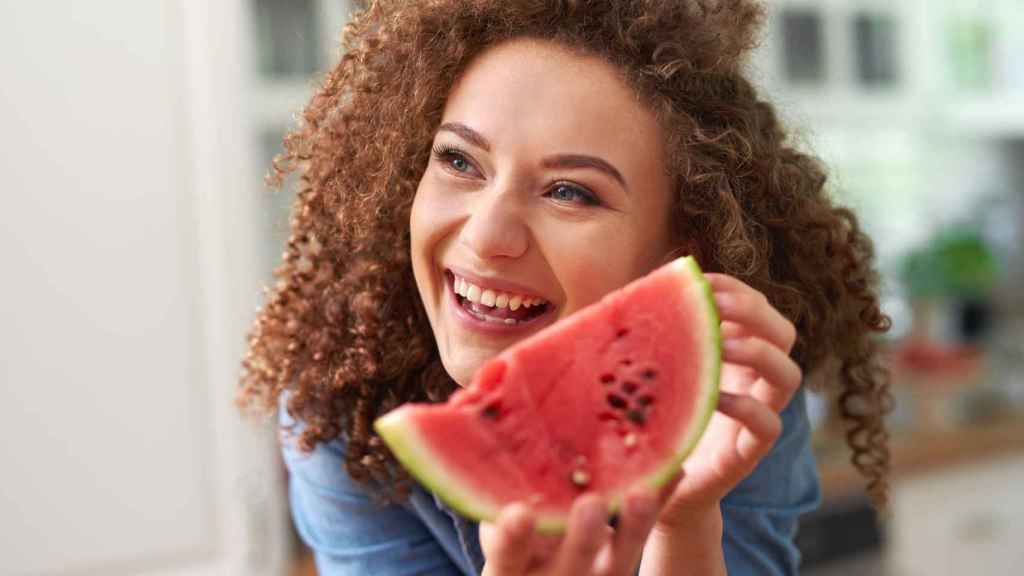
616, 328, 629, 339
574, 455, 588, 467
623, 433, 637, 447
622, 381, 638, 395
620, 358, 633, 366
607, 393, 628, 410
637, 395, 654, 407
627, 409, 646, 425
641, 368, 657, 380
481, 403, 501, 420
571, 469, 591, 487
600, 373, 615, 385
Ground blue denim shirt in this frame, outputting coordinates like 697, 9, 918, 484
281, 388, 821, 575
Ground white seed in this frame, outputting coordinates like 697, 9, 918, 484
623, 433, 637, 448
495, 293, 509, 308
571, 469, 590, 487
467, 284, 481, 303
509, 295, 522, 311
481, 289, 496, 307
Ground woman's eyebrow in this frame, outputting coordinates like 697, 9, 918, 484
437, 122, 491, 151
542, 154, 628, 192
436, 121, 627, 192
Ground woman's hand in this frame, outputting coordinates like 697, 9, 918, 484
480, 474, 681, 576
653, 273, 802, 530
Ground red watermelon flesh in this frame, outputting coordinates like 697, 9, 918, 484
374, 256, 720, 532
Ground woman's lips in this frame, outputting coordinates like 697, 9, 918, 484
444, 270, 555, 335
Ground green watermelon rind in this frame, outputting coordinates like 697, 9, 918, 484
375, 255, 720, 533
640, 256, 720, 497
375, 409, 504, 521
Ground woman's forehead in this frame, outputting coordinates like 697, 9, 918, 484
438, 38, 664, 165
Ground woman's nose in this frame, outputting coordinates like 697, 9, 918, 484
458, 188, 529, 261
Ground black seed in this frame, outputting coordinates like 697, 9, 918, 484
616, 328, 629, 339
641, 369, 657, 380
607, 394, 628, 409
481, 404, 500, 420
622, 381, 638, 395
627, 409, 646, 425
608, 513, 620, 529
637, 395, 655, 407
600, 373, 615, 385
620, 358, 633, 366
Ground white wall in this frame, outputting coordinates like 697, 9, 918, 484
0, 1, 286, 575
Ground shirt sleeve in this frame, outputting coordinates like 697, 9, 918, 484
279, 408, 465, 576
719, 387, 822, 575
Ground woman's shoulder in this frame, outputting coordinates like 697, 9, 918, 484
277, 393, 368, 498
278, 394, 479, 575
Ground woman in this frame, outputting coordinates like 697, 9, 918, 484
239, 1, 892, 574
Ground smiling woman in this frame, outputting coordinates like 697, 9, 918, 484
412, 39, 673, 385
238, 1, 892, 575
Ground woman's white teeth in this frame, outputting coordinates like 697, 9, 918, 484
452, 274, 547, 311
481, 289, 496, 307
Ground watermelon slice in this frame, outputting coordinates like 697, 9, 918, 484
374, 256, 720, 532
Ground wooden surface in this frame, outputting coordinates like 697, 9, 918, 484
818, 412, 1024, 501
291, 552, 316, 576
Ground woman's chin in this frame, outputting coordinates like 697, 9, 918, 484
439, 347, 493, 388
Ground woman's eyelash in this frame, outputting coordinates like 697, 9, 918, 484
546, 183, 601, 207
431, 144, 474, 173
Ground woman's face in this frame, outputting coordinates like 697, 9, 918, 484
411, 38, 674, 386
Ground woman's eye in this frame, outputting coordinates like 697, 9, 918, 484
432, 145, 477, 176
448, 155, 470, 172
546, 184, 600, 206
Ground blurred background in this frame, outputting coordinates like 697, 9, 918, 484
1, 0, 1022, 574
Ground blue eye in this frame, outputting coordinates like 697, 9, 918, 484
546, 183, 600, 206
449, 155, 469, 172
431, 144, 476, 175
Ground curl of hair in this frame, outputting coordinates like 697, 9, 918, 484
238, 0, 893, 508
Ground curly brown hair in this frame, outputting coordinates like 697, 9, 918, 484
238, 0, 893, 508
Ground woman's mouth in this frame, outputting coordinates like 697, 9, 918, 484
444, 269, 553, 331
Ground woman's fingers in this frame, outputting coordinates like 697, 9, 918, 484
708, 275, 797, 353
716, 391, 782, 463
481, 504, 535, 576
552, 494, 607, 574
602, 489, 660, 575
722, 337, 802, 412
